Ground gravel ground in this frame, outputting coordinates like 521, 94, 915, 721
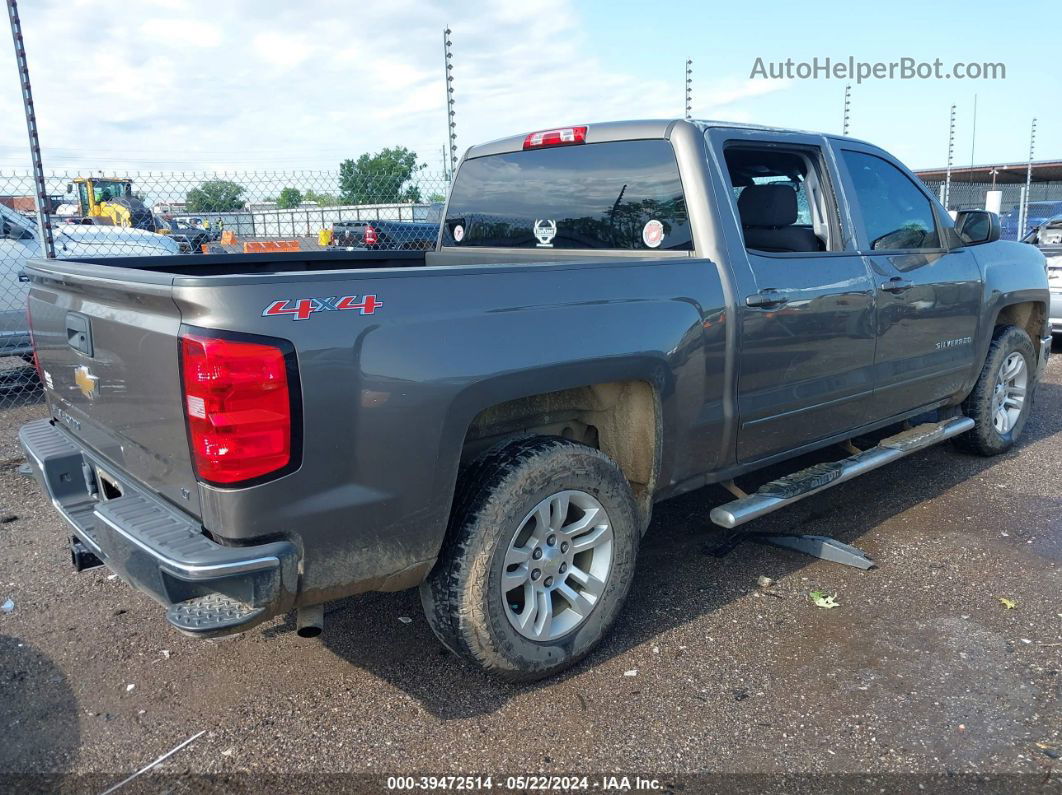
0, 349, 1059, 792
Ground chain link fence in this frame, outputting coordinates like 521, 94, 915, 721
0, 168, 451, 408
919, 178, 1062, 239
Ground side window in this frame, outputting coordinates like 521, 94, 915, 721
723, 145, 836, 254
842, 150, 941, 251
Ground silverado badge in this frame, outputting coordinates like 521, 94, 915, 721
74, 365, 99, 399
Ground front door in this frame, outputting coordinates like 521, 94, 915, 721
836, 147, 982, 415
711, 136, 877, 463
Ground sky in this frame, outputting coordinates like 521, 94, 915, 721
0, 0, 1055, 176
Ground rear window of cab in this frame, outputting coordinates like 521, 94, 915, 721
443, 139, 692, 251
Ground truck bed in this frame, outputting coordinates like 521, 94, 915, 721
72, 249, 428, 276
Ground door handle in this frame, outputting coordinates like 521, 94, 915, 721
881, 277, 913, 293
745, 289, 788, 309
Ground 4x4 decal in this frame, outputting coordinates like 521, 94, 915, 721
262, 295, 382, 321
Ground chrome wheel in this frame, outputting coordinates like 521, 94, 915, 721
501, 490, 614, 642
992, 351, 1027, 434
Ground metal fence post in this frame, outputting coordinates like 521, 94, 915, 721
6, 0, 53, 258
1020, 118, 1037, 239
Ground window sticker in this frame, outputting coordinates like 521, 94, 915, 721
453, 224, 465, 242
534, 219, 557, 248
642, 219, 664, 248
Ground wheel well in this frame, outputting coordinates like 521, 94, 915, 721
995, 302, 1045, 358
462, 381, 660, 523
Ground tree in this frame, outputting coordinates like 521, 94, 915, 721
303, 189, 340, 207
276, 187, 303, 210
185, 180, 246, 212
427, 192, 447, 203
339, 147, 424, 205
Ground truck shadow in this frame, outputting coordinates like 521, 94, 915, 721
315, 378, 1062, 720
0, 635, 81, 777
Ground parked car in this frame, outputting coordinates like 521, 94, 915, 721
1021, 215, 1062, 335
19, 120, 1050, 680
331, 203, 442, 250
1001, 200, 1062, 241
155, 217, 211, 254
0, 203, 179, 360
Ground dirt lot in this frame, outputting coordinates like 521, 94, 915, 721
0, 348, 1059, 792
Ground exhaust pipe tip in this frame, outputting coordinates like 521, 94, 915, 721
296, 604, 324, 639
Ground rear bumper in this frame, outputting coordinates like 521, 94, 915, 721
19, 418, 298, 637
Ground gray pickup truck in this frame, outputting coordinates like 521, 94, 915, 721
20, 120, 1051, 680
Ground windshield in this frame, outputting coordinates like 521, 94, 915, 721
92, 180, 132, 203
444, 139, 692, 251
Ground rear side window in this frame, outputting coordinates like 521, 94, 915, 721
444, 140, 692, 251
842, 150, 941, 251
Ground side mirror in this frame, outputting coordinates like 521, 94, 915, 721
955, 209, 1001, 245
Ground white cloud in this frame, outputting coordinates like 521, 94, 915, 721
139, 18, 223, 47
0, 0, 788, 174
702, 78, 792, 108
251, 31, 315, 69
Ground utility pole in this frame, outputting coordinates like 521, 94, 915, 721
6, 0, 53, 258
443, 27, 457, 176
1018, 118, 1037, 239
842, 84, 851, 135
943, 104, 956, 210
969, 93, 978, 170
684, 58, 692, 119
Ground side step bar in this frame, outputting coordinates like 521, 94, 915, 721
710, 417, 975, 529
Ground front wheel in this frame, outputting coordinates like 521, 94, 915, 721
955, 325, 1036, 456
420, 437, 639, 681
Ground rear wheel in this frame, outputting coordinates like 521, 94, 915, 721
956, 325, 1036, 456
420, 437, 639, 681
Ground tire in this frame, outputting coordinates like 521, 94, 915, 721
420, 436, 640, 681
955, 325, 1036, 456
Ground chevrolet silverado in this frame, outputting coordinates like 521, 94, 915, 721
20, 120, 1051, 680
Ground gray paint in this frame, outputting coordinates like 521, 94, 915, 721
21, 118, 1051, 610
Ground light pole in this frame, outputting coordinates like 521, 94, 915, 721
443, 27, 457, 178
684, 58, 692, 120
1018, 118, 1037, 239
943, 104, 956, 210
6, 0, 53, 257
842, 84, 851, 135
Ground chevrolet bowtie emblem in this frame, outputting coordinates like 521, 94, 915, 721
74, 365, 99, 399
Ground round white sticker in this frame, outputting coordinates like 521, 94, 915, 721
642, 219, 664, 248
453, 224, 465, 242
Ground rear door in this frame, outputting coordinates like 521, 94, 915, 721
27, 262, 202, 516
834, 145, 982, 416
706, 129, 877, 463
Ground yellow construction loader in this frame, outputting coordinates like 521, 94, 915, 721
66, 177, 156, 231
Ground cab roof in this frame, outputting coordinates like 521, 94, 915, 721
463, 118, 874, 160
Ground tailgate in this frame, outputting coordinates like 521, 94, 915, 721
26, 260, 201, 517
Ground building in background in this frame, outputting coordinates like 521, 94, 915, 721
915, 159, 1062, 240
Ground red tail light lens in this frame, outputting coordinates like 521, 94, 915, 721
363, 225, 378, 246
523, 126, 587, 149
180, 332, 296, 485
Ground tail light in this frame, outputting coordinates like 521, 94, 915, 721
363, 225, 378, 246
179, 331, 299, 485
523, 126, 587, 149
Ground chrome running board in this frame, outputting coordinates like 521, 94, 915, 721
710, 417, 975, 530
